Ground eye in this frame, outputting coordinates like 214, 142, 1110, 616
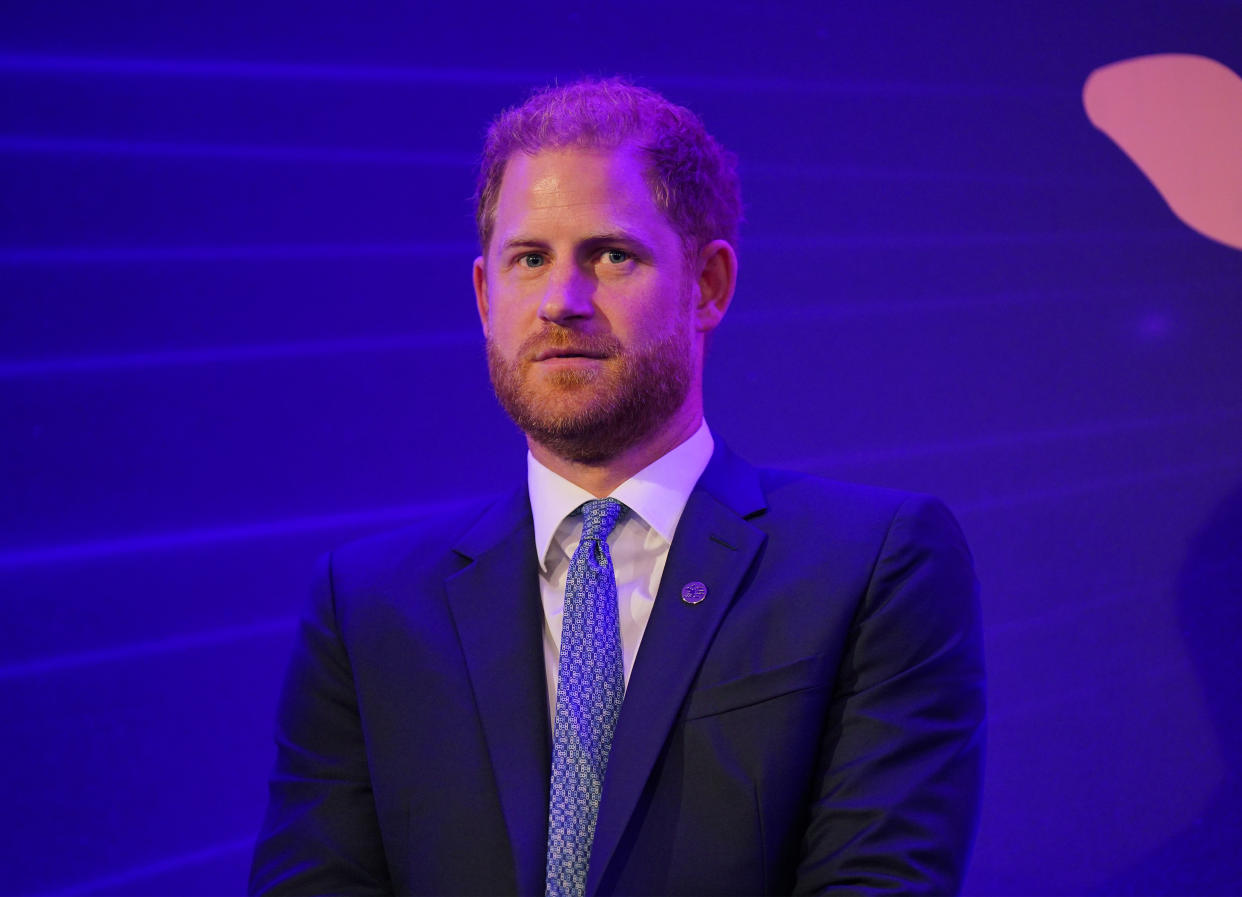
602, 249, 632, 264
518, 252, 546, 268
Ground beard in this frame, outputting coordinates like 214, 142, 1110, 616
486, 321, 693, 464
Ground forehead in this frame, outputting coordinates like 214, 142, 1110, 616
492, 145, 673, 243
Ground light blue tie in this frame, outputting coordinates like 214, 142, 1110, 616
545, 498, 626, 897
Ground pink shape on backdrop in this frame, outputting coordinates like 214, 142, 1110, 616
1084, 53, 1242, 251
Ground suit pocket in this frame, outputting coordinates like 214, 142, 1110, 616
682, 653, 829, 720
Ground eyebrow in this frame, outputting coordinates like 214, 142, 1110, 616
499, 231, 657, 256
582, 231, 656, 255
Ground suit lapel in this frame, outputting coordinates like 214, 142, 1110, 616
586, 445, 768, 895
445, 487, 551, 897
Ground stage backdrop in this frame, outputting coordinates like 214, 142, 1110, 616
3, 3, 1240, 894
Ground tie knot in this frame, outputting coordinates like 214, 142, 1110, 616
578, 498, 624, 541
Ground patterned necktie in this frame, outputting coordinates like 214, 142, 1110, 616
546, 498, 626, 897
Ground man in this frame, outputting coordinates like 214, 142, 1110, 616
250, 78, 985, 896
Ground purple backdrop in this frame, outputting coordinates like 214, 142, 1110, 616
3, 3, 1241, 894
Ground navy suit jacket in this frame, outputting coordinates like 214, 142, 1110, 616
250, 444, 985, 895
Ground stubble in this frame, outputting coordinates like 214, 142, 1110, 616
486, 323, 692, 464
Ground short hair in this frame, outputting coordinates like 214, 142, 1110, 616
475, 77, 742, 260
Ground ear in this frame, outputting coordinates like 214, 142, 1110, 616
472, 255, 490, 337
692, 239, 738, 333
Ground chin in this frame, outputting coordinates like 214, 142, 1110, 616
488, 329, 692, 463
533, 367, 604, 391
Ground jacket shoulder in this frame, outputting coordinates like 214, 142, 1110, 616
755, 466, 918, 526
750, 465, 972, 566
326, 491, 519, 591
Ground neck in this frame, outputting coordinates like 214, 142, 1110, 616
528, 405, 703, 498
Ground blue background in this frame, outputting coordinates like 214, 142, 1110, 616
3, 2, 1241, 893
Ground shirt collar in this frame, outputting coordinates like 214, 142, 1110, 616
527, 420, 715, 572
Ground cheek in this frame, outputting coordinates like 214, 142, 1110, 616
485, 298, 540, 358
484, 282, 522, 330
614, 279, 688, 334
488, 313, 521, 349
647, 284, 695, 336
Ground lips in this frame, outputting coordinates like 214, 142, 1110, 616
532, 347, 610, 362
520, 328, 622, 364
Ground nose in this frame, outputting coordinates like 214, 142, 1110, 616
538, 264, 594, 325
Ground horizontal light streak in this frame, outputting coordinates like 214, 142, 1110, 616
955, 457, 1242, 515
744, 228, 1196, 251
0, 134, 475, 166
0, 331, 478, 377
1, 135, 1074, 184
0, 52, 1061, 98
728, 277, 1238, 325
743, 160, 1112, 185
50, 836, 254, 897
784, 404, 1242, 470
0, 52, 552, 85
0, 495, 487, 569
0, 617, 295, 681
0, 240, 475, 264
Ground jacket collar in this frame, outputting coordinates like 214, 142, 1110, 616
446, 487, 550, 896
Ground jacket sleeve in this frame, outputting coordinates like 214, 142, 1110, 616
794, 495, 986, 895
249, 552, 394, 895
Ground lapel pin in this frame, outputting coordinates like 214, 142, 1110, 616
681, 581, 707, 605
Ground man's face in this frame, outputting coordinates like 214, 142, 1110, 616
474, 145, 701, 463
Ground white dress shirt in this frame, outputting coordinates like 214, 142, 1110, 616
527, 421, 715, 719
